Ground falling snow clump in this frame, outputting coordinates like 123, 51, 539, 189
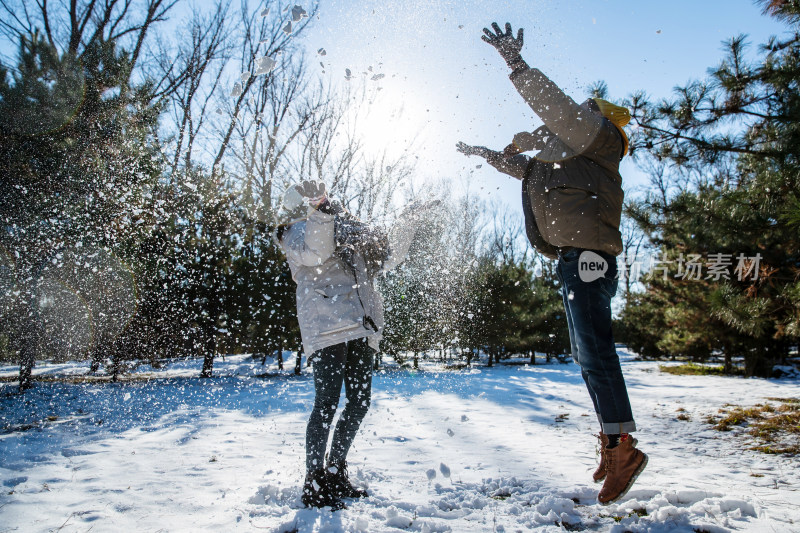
254, 56, 277, 76
291, 5, 308, 22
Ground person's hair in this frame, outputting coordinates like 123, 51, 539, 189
275, 225, 289, 241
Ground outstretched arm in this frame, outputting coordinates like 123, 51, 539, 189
482, 22, 604, 154
456, 141, 530, 180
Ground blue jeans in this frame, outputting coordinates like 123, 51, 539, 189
556, 248, 636, 434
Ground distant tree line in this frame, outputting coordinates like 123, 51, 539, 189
380, 199, 569, 370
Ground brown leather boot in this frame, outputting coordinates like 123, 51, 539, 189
598, 437, 648, 504
592, 433, 609, 483
593, 433, 638, 483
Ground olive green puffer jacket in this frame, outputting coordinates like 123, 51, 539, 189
488, 66, 625, 260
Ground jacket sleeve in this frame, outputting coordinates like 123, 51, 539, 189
512, 126, 552, 153
281, 210, 336, 267
488, 153, 531, 181
509, 66, 604, 155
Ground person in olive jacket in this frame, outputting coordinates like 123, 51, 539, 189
457, 22, 647, 504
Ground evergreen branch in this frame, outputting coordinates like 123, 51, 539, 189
633, 121, 780, 158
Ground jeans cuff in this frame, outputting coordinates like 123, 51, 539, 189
602, 421, 637, 434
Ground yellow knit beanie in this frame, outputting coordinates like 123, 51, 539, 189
591, 98, 630, 127
591, 98, 630, 157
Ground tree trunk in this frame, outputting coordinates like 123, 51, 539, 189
529, 351, 535, 365
277, 350, 284, 370
18, 345, 35, 391
722, 345, 733, 374
294, 351, 302, 375
89, 355, 102, 373
413, 351, 419, 369
111, 353, 121, 382
200, 335, 215, 378
18, 312, 41, 391
487, 349, 493, 368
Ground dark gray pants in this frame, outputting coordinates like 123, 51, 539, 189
305, 338, 374, 472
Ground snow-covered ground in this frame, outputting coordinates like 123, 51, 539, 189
1, 350, 798, 532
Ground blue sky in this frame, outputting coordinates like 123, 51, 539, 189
299, 0, 789, 208
0, 1, 788, 210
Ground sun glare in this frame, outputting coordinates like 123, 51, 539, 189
355, 83, 431, 160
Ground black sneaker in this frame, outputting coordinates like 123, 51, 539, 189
301, 469, 345, 510
327, 461, 368, 499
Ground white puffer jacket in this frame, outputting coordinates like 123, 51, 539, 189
279, 209, 384, 357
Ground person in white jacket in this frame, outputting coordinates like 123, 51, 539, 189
276, 180, 388, 510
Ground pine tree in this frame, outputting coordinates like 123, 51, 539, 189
0, 32, 161, 387
623, 0, 800, 376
